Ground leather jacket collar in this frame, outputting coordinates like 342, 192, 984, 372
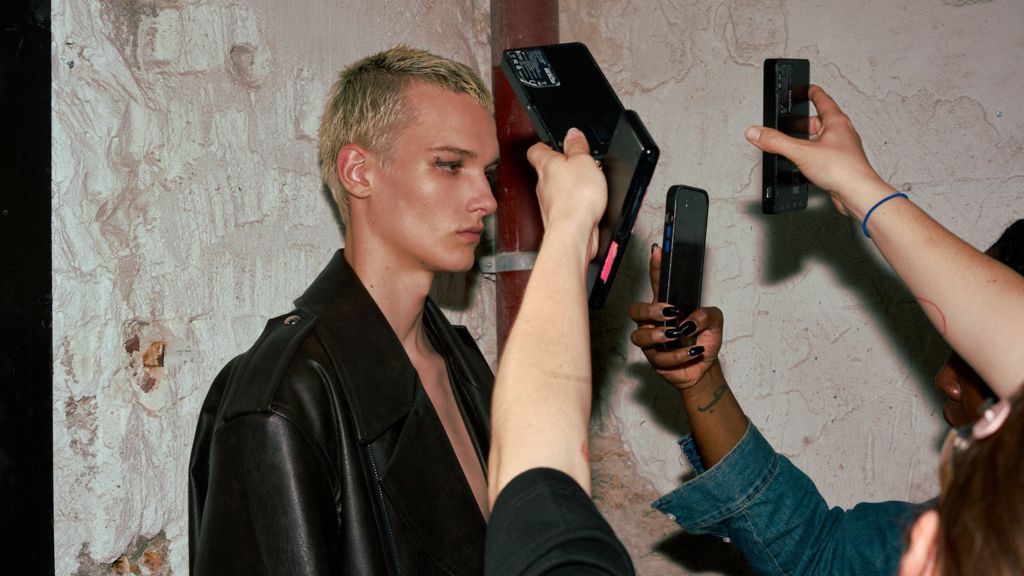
294, 248, 491, 449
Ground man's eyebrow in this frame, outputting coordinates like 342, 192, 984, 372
429, 146, 476, 158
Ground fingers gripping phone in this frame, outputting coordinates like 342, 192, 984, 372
762, 58, 810, 214
656, 186, 708, 352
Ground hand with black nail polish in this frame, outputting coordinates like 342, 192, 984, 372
628, 247, 725, 391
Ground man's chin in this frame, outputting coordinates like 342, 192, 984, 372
429, 255, 476, 275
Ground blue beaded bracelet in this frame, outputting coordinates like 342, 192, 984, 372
861, 192, 908, 238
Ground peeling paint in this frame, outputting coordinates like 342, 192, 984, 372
142, 341, 165, 368
228, 43, 260, 89
75, 531, 171, 576
98, 0, 160, 67
65, 395, 98, 460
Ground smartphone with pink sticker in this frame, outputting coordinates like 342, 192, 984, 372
587, 110, 659, 309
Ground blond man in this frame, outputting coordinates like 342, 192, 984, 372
190, 46, 499, 575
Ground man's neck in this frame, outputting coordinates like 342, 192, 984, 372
344, 237, 435, 356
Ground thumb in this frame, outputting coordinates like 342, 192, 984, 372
561, 127, 591, 158
745, 125, 804, 159
526, 140, 556, 171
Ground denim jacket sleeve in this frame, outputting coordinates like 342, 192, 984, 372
652, 422, 929, 576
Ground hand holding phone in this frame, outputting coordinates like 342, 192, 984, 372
656, 186, 709, 351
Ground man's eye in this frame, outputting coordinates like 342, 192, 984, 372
434, 159, 463, 173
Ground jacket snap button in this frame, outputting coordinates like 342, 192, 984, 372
283, 315, 301, 326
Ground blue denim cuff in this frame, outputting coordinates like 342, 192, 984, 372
678, 434, 707, 476
651, 421, 777, 536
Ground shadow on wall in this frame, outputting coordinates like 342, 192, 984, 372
654, 531, 755, 576
587, 185, 952, 438
610, 190, 950, 439
748, 189, 949, 406
589, 231, 663, 422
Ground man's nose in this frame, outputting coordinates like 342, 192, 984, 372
470, 175, 498, 216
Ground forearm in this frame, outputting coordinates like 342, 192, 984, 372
488, 227, 594, 504
679, 360, 748, 468
854, 182, 1024, 396
750, 83, 1024, 396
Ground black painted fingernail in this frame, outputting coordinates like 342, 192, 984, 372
662, 306, 679, 318
651, 243, 659, 254
665, 327, 682, 339
688, 345, 705, 357
678, 320, 697, 337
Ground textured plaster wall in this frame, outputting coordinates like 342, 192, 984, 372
51, 0, 1023, 575
52, 1, 491, 573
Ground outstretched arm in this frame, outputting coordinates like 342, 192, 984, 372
746, 85, 1024, 397
487, 128, 608, 505
629, 249, 746, 467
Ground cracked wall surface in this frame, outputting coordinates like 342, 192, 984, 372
53, 0, 1022, 574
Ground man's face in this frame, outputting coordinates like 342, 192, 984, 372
933, 352, 995, 428
361, 82, 498, 274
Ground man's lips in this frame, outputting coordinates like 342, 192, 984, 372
457, 226, 484, 241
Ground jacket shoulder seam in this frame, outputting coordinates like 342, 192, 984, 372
221, 310, 321, 420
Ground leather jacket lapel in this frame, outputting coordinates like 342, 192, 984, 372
295, 251, 489, 574
423, 300, 492, 465
295, 250, 418, 442
378, 383, 486, 576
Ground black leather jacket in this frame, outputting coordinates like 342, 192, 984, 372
189, 250, 493, 575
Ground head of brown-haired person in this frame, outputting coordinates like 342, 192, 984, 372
899, 389, 1023, 576
900, 220, 1024, 576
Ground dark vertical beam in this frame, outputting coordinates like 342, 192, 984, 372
491, 0, 558, 353
0, 0, 54, 573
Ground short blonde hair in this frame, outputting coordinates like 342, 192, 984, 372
318, 45, 493, 227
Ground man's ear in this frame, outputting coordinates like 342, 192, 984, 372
899, 510, 940, 576
336, 144, 372, 199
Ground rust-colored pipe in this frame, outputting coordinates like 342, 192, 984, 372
491, 0, 558, 354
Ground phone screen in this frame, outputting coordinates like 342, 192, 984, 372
657, 186, 708, 351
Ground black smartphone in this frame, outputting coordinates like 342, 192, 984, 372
501, 42, 624, 159
587, 110, 660, 309
656, 186, 709, 352
762, 58, 810, 214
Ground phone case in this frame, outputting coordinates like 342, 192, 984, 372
501, 43, 624, 159
656, 185, 708, 351
587, 110, 659, 309
763, 58, 810, 214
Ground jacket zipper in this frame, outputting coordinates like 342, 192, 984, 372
366, 445, 403, 576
